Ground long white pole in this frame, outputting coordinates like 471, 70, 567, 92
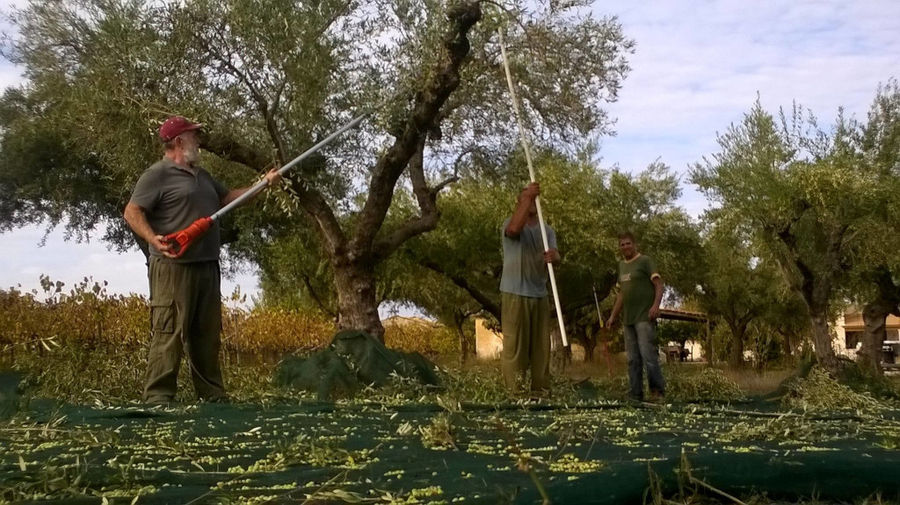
497, 29, 568, 347
593, 284, 603, 326
211, 113, 368, 221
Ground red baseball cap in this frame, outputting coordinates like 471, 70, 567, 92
159, 116, 202, 142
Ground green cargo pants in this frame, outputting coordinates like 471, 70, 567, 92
500, 292, 550, 393
144, 256, 226, 403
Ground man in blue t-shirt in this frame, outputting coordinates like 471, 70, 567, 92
500, 182, 560, 396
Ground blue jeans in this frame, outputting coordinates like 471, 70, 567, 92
624, 321, 665, 399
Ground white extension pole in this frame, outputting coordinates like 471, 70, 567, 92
497, 29, 568, 347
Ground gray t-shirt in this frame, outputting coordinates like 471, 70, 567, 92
129, 159, 229, 263
499, 218, 557, 298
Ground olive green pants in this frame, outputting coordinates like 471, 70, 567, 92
500, 292, 550, 393
143, 257, 225, 402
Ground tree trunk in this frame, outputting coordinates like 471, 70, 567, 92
858, 269, 900, 376
550, 327, 569, 372
583, 335, 597, 363
333, 258, 384, 341
780, 331, 793, 358
809, 310, 837, 370
777, 329, 799, 367
728, 326, 745, 368
455, 318, 469, 365
860, 301, 891, 375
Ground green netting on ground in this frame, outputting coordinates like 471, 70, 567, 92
2, 394, 899, 504
274, 330, 441, 401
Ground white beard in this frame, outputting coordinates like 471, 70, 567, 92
183, 146, 200, 165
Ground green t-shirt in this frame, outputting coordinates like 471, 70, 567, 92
618, 254, 660, 325
129, 159, 229, 263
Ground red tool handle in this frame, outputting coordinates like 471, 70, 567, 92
163, 217, 212, 258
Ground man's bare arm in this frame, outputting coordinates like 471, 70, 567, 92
123, 202, 174, 257
606, 291, 623, 327
649, 276, 664, 320
505, 183, 539, 238
220, 169, 282, 207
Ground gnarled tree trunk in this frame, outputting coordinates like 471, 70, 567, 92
809, 310, 838, 370
859, 268, 900, 375
860, 301, 889, 375
456, 324, 469, 365
333, 256, 384, 340
769, 219, 840, 371
728, 325, 746, 368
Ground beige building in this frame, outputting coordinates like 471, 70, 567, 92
475, 318, 503, 359
833, 311, 900, 359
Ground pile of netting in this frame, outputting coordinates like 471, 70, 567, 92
274, 330, 441, 400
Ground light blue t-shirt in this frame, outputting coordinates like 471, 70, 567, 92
500, 218, 557, 298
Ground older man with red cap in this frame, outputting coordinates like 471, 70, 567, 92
124, 116, 280, 404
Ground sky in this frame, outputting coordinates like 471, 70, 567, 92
1, 0, 899, 304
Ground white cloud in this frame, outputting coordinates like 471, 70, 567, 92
0, 62, 23, 92
597, 0, 900, 217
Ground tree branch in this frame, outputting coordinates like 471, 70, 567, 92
351, 2, 482, 256
199, 131, 271, 169
766, 200, 817, 305
419, 259, 500, 320
198, 129, 347, 255
408, 138, 432, 212
303, 274, 337, 319
208, 37, 288, 164
373, 139, 459, 260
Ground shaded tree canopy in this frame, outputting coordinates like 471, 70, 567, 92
381, 147, 703, 356
0, 0, 634, 337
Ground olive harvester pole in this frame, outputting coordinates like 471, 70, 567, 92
497, 29, 568, 348
162, 113, 368, 257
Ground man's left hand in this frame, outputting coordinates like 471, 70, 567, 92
649, 306, 660, 321
543, 248, 560, 264
264, 168, 282, 186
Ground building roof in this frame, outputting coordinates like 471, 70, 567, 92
659, 308, 708, 323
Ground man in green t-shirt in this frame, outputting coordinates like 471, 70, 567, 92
606, 232, 665, 401
124, 116, 280, 404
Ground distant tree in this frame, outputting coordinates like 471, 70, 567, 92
851, 80, 900, 374
693, 88, 900, 372
695, 223, 789, 367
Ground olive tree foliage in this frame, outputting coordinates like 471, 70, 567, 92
843, 79, 900, 374
388, 148, 702, 361
692, 85, 900, 372
0, 0, 634, 338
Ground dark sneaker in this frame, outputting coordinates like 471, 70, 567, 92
529, 388, 552, 401
202, 395, 231, 404
144, 396, 174, 406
